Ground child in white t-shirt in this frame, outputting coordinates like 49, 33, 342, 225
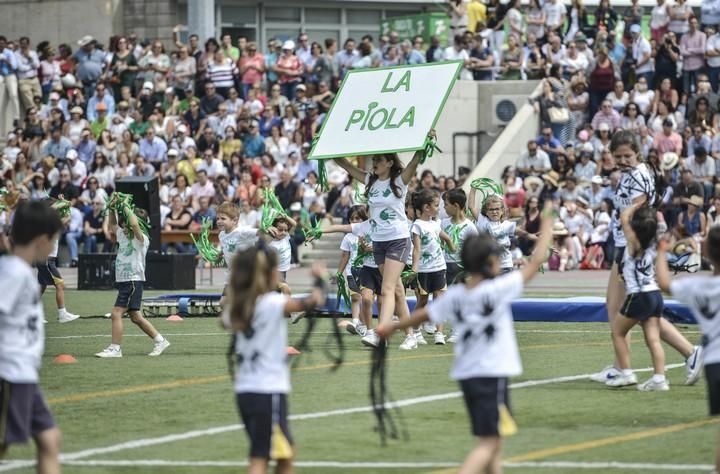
268, 216, 296, 295
378, 202, 555, 473
337, 206, 371, 337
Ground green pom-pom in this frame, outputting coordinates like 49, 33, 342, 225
470, 178, 504, 204
335, 271, 352, 312
191, 218, 223, 265
302, 219, 323, 242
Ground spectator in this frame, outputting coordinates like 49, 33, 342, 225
630, 24, 654, 85
170, 173, 192, 208
86, 83, 115, 122
574, 149, 596, 183
606, 80, 629, 114
15, 37, 41, 119
653, 118, 683, 156
648, 100, 682, 132
681, 17, 707, 95
0, 35, 20, 137
129, 155, 155, 178
274, 41, 303, 100
587, 47, 616, 117
74, 36, 105, 98
517, 140, 552, 177
444, 35, 473, 80
193, 196, 217, 225
163, 194, 193, 253
64, 204, 84, 266
43, 126, 73, 159
243, 120, 265, 158
138, 127, 167, 166
90, 102, 109, 138
89, 153, 115, 191
200, 82, 223, 116
83, 198, 111, 253
621, 102, 645, 133
651, 0, 671, 44
196, 149, 226, 180
591, 100, 622, 133
190, 169, 215, 210
630, 77, 655, 116
49, 167, 80, 203
673, 194, 707, 255
275, 169, 299, 211
295, 147, 318, 183
687, 127, 713, 159
500, 34, 523, 80
536, 126, 565, 165
685, 147, 716, 201
400, 40, 425, 65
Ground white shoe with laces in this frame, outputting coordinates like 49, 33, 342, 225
356, 323, 367, 337
148, 339, 171, 357
58, 311, 80, 323
361, 331, 379, 348
605, 372, 637, 387
414, 331, 427, 345
422, 322, 437, 334
590, 365, 621, 383
686, 345, 703, 386
95, 346, 122, 358
638, 377, 670, 392
346, 320, 360, 336
448, 330, 458, 343
399, 334, 418, 350
434, 332, 446, 345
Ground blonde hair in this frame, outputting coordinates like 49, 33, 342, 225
228, 247, 278, 332
481, 195, 507, 221
217, 202, 240, 221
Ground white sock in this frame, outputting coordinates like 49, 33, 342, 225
352, 318, 360, 325
153, 334, 164, 343
58, 307, 66, 314
622, 369, 633, 377
652, 374, 666, 383
109, 344, 121, 351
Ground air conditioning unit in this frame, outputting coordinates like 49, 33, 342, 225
490, 95, 529, 126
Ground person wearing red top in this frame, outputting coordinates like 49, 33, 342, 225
272, 40, 303, 100
238, 42, 265, 99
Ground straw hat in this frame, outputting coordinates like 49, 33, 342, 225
77, 35, 95, 47
689, 195, 704, 208
523, 176, 544, 190
542, 171, 560, 187
661, 152, 679, 171
552, 222, 569, 236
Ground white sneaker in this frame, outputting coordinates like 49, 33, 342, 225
590, 365, 622, 383
448, 330, 458, 343
686, 345, 704, 386
361, 331, 379, 348
346, 320, 360, 336
58, 311, 80, 323
95, 346, 122, 358
104, 312, 112, 318
148, 339, 171, 357
638, 377, 670, 392
290, 312, 305, 324
399, 334, 417, 350
414, 331, 427, 345
356, 323, 368, 337
422, 322, 437, 334
605, 372, 637, 387
434, 332, 446, 345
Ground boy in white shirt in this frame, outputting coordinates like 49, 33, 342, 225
268, 216, 297, 295
95, 196, 170, 358
0, 201, 64, 471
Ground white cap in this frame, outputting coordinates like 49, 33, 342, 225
165, 87, 175, 95
282, 40, 295, 51
142, 81, 154, 91
591, 175, 603, 185
177, 124, 188, 134
167, 149, 179, 157
66, 149, 78, 160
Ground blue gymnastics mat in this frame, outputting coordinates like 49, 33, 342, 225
144, 293, 696, 324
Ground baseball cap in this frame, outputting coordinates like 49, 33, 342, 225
142, 81, 154, 91
66, 149, 78, 160
630, 24, 641, 34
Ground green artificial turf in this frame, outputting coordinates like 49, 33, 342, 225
0, 290, 714, 473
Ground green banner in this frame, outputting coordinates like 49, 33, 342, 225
380, 13, 450, 48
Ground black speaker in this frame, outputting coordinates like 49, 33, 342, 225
115, 176, 161, 252
145, 254, 196, 290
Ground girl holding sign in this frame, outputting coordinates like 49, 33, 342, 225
333, 132, 434, 350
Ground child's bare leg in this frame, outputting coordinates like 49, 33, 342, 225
716, 430, 720, 473
611, 315, 637, 370
487, 438, 503, 474
641, 318, 665, 376
458, 437, 501, 474
659, 318, 694, 358
606, 267, 629, 367
350, 293, 361, 320
34, 427, 61, 474
248, 457, 268, 474
129, 311, 159, 339
434, 290, 445, 332
393, 277, 413, 335
54, 281, 65, 310
111, 307, 126, 345
360, 289, 374, 328
275, 458, 293, 474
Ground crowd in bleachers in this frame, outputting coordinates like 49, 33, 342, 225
1, 0, 720, 270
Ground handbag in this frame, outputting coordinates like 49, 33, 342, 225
548, 106, 569, 123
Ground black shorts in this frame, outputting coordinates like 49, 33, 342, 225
114, 281, 144, 311
373, 238, 411, 266
358, 266, 382, 294
446, 262, 465, 286
417, 270, 447, 296
236, 392, 293, 459
620, 290, 664, 321
706, 363, 720, 416
0, 380, 56, 447
460, 377, 516, 438
37, 258, 63, 287
347, 271, 361, 295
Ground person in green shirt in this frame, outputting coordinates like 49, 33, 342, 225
90, 103, 109, 138
222, 34, 240, 61
177, 85, 196, 114
128, 110, 150, 141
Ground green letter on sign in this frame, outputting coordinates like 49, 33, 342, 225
345, 110, 365, 131
397, 106, 415, 128
380, 70, 412, 93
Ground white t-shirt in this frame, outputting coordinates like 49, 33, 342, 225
708, 34, 720, 68
196, 158, 227, 179
670, 276, 720, 365
365, 174, 409, 242
543, 2, 565, 29
476, 214, 516, 269
340, 233, 359, 277
219, 225, 258, 281
441, 218, 478, 263
0, 256, 45, 383
632, 37, 653, 74
269, 236, 292, 272
427, 272, 524, 380
227, 292, 290, 394
49, 237, 59, 258
412, 219, 446, 273
350, 221, 378, 268
590, 211, 611, 244
115, 228, 149, 282
612, 165, 655, 248
444, 47, 473, 80
651, 4, 670, 30
623, 247, 659, 294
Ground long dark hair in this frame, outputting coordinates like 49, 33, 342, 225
228, 247, 278, 332
630, 206, 657, 252
411, 188, 437, 215
365, 154, 404, 200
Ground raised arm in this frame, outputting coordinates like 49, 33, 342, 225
401, 130, 436, 185
520, 201, 554, 283
333, 157, 367, 183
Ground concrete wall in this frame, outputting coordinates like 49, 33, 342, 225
406, 79, 540, 179
0, 0, 122, 47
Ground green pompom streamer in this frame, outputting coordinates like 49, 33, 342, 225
352, 245, 373, 268
260, 188, 289, 232
335, 271, 352, 312
442, 222, 466, 254
191, 218, 223, 266
401, 268, 417, 286
302, 219, 323, 242
105, 192, 150, 239
470, 178, 504, 204
420, 135, 441, 164
53, 198, 71, 218
311, 135, 329, 192
352, 181, 368, 205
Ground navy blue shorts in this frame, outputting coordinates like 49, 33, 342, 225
706, 363, 720, 416
347, 271, 361, 295
358, 266, 382, 294
460, 377, 514, 437
114, 281, 144, 311
236, 392, 293, 459
0, 380, 56, 447
417, 270, 447, 296
620, 290, 664, 321
446, 262, 465, 285
37, 258, 63, 287
373, 238, 411, 266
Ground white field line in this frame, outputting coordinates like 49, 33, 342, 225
0, 364, 686, 472
0, 459, 712, 471
46, 332, 229, 339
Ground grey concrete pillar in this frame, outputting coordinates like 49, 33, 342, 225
188, 0, 216, 40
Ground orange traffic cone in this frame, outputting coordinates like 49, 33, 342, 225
53, 354, 77, 364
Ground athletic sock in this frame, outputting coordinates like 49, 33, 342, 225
153, 334, 164, 343
109, 344, 121, 351
352, 319, 360, 326
58, 307, 66, 314
652, 374, 666, 383
621, 369, 633, 377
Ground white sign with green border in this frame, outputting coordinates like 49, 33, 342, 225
309, 61, 462, 160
